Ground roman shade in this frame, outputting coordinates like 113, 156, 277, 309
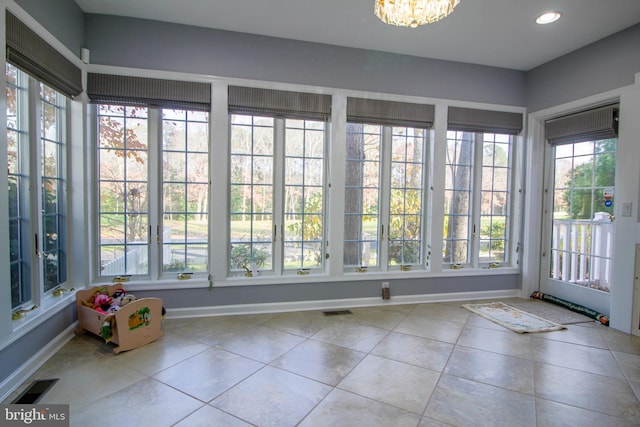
347, 97, 435, 128
228, 86, 331, 121
448, 107, 523, 135
545, 105, 618, 145
6, 12, 82, 98
87, 73, 211, 111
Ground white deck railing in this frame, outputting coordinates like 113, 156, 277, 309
551, 213, 613, 292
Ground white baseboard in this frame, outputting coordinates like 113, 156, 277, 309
0, 323, 77, 402
165, 289, 519, 319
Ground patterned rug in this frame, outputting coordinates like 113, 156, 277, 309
463, 301, 567, 333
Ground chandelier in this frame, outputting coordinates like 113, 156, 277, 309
375, 0, 460, 28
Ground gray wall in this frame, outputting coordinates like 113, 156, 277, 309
13, 0, 85, 57
84, 14, 526, 107
0, 304, 76, 388
526, 23, 640, 112
134, 275, 519, 310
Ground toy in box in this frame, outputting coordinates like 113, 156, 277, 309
74, 284, 164, 353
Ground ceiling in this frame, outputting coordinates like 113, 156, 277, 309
75, 0, 640, 71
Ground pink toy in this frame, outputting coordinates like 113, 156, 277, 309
94, 293, 112, 313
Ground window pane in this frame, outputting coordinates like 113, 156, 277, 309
98, 105, 149, 276
389, 126, 426, 267
479, 133, 512, 264
40, 83, 67, 292
230, 114, 274, 272
7, 64, 32, 308
284, 119, 326, 270
443, 131, 473, 264
162, 109, 209, 273
550, 139, 616, 292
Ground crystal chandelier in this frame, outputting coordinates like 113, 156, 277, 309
375, 0, 460, 28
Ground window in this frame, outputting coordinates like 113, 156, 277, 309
162, 109, 210, 273
96, 106, 210, 278
7, 63, 69, 309
229, 115, 328, 275
549, 139, 616, 291
97, 105, 149, 276
40, 81, 68, 291
228, 86, 330, 276
443, 107, 522, 268
89, 73, 212, 279
344, 98, 433, 271
229, 114, 274, 273
443, 131, 513, 266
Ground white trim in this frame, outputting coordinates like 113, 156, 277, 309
165, 289, 520, 319
0, 322, 76, 402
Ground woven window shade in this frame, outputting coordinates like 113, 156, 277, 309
87, 73, 211, 111
6, 12, 82, 98
545, 105, 618, 145
347, 97, 434, 128
448, 107, 523, 135
228, 86, 331, 120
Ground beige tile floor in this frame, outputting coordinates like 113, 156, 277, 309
7, 298, 640, 426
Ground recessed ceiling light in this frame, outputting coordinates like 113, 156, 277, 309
536, 11, 562, 25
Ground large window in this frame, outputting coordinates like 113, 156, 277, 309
229, 115, 327, 275
443, 107, 522, 268
228, 86, 330, 276
90, 73, 211, 280
344, 98, 433, 272
96, 106, 210, 278
443, 131, 513, 267
345, 124, 429, 270
7, 63, 69, 309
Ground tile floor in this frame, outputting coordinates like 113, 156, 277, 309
7, 298, 640, 426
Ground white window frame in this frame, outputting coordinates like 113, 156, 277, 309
443, 130, 517, 269
343, 123, 431, 273
6, 64, 70, 313
94, 105, 210, 282
228, 113, 329, 278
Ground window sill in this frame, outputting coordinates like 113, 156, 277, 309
91, 266, 520, 292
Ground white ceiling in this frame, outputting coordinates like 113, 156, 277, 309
75, 0, 640, 71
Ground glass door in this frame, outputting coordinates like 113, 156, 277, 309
541, 138, 616, 314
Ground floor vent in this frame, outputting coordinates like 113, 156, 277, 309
12, 379, 58, 404
322, 309, 353, 316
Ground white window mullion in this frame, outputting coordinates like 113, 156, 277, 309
273, 118, 285, 274
210, 82, 228, 282
430, 104, 448, 272
28, 77, 44, 298
147, 108, 161, 279
471, 133, 484, 267
379, 126, 393, 272
327, 94, 346, 276
421, 129, 434, 270
506, 135, 517, 266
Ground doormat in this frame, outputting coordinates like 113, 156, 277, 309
506, 299, 593, 325
530, 291, 609, 326
463, 302, 567, 333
